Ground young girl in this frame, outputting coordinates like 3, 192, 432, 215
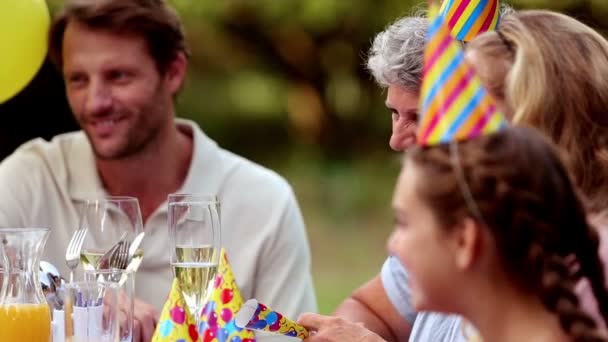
389, 126, 608, 341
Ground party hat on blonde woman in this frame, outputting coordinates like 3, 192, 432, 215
440, 0, 501, 42
199, 248, 256, 342
417, 0, 506, 147
152, 279, 201, 342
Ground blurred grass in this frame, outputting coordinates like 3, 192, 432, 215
266, 147, 401, 314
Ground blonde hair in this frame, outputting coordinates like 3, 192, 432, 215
467, 10, 608, 213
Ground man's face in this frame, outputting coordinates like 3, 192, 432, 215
62, 22, 179, 160
385, 84, 419, 151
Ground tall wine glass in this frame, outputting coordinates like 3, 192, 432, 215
79, 196, 144, 272
168, 194, 221, 326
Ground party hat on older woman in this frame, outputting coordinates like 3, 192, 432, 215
416, 0, 506, 146
440, 0, 501, 42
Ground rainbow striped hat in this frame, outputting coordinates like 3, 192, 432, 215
416, 2, 506, 147
440, 0, 500, 42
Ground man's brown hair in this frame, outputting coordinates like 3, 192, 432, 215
48, 0, 190, 74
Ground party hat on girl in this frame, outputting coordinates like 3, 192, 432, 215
417, 0, 506, 146
440, 0, 501, 42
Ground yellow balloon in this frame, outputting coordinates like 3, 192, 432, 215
0, 0, 50, 104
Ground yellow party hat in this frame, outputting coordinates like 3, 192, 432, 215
199, 249, 256, 342
152, 279, 201, 342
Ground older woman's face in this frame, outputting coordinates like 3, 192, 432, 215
386, 84, 419, 151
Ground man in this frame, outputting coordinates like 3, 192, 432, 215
0, 0, 316, 341
298, 15, 466, 342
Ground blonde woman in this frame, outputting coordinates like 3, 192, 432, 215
465, 9, 608, 327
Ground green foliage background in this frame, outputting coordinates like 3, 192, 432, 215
44, 0, 608, 314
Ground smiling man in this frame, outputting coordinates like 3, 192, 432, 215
0, 1, 316, 341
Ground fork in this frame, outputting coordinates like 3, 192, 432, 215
105, 237, 130, 283
65, 227, 88, 283
109, 238, 130, 271
95, 232, 128, 270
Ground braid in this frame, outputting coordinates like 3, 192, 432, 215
496, 174, 608, 341
576, 225, 608, 326
537, 251, 606, 341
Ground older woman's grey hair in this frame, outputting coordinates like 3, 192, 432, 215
366, 15, 428, 93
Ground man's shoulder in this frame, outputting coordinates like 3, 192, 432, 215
0, 131, 86, 179
214, 147, 293, 197
185, 120, 295, 202
11, 130, 84, 155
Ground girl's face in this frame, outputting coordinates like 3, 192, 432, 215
388, 160, 465, 312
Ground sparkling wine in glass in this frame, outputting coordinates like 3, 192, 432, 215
168, 194, 221, 325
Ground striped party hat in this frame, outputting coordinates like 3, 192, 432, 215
416, 1, 506, 146
440, 0, 500, 42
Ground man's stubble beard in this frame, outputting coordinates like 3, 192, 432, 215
88, 83, 172, 161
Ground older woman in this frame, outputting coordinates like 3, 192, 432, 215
300, 15, 464, 342
367, 15, 426, 152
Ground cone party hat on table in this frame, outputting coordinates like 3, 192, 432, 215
234, 299, 309, 339
439, 0, 501, 42
199, 248, 255, 342
417, 0, 506, 147
152, 279, 201, 342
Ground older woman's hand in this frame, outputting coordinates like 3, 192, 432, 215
298, 313, 386, 342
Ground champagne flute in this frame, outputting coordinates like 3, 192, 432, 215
79, 196, 145, 272
168, 194, 221, 326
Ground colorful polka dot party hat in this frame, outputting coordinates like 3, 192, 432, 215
198, 248, 256, 342
234, 299, 309, 339
152, 279, 201, 342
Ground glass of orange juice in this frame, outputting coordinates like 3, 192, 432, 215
0, 303, 51, 341
0, 228, 51, 341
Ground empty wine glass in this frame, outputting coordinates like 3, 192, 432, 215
79, 197, 144, 273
